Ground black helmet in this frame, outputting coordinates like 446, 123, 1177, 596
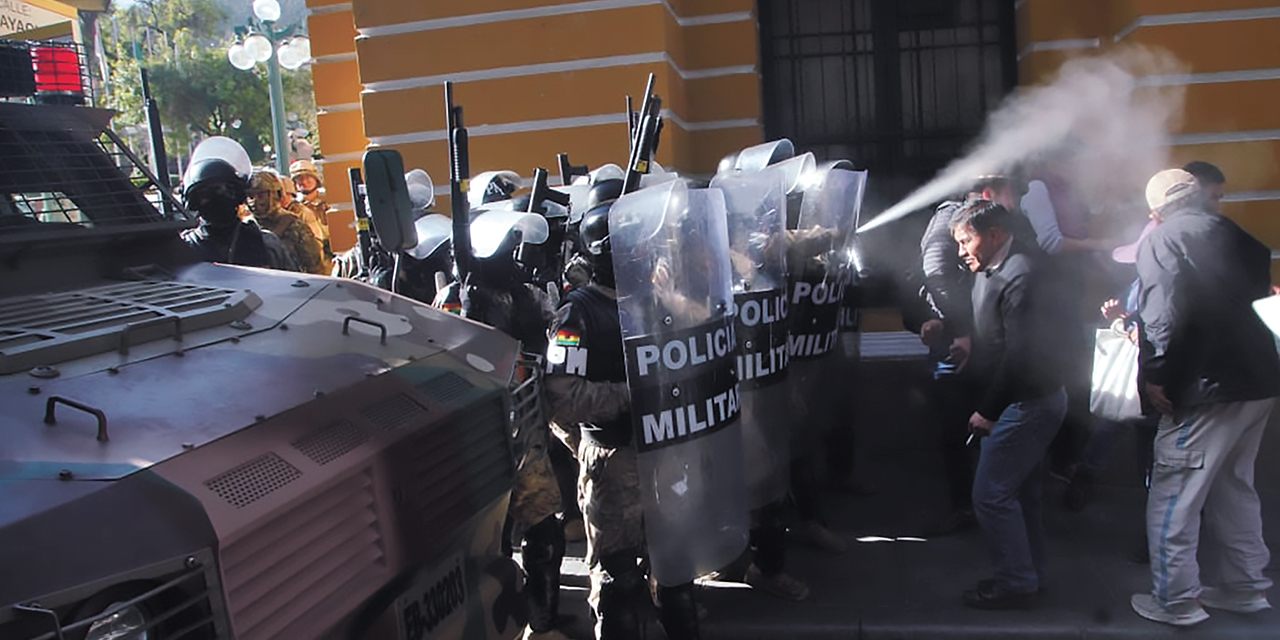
584, 178, 624, 214
579, 205, 609, 256
183, 158, 248, 224
183, 158, 247, 204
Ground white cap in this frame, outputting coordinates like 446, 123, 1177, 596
1146, 168, 1199, 211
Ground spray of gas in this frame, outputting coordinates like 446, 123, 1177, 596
859, 47, 1186, 233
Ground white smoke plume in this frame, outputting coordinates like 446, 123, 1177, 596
860, 46, 1186, 233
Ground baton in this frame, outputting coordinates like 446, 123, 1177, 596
966, 433, 976, 447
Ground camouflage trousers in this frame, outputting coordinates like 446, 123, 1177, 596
577, 441, 646, 619
508, 422, 563, 542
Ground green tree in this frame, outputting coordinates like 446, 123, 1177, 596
101, 0, 316, 166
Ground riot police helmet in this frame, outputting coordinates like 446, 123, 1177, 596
577, 179, 623, 287
469, 170, 521, 209
182, 158, 247, 224
583, 178, 624, 218
183, 158, 245, 203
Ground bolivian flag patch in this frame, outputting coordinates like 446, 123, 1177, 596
555, 329, 582, 347
441, 302, 462, 315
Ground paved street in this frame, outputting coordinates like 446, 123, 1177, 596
553, 335, 1280, 639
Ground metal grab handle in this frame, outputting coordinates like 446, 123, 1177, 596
15, 602, 65, 640
119, 316, 183, 354
342, 316, 388, 345
44, 396, 109, 442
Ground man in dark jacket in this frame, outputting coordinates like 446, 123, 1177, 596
914, 176, 1042, 536
1130, 169, 1280, 627
951, 199, 1069, 610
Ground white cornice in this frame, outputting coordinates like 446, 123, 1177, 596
308, 2, 351, 15
1016, 38, 1100, 62
356, 0, 751, 38
1171, 129, 1280, 146
1115, 7, 1280, 42
365, 110, 757, 147
1138, 68, 1280, 87
360, 53, 754, 93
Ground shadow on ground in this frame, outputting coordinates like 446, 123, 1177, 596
548, 340, 1280, 639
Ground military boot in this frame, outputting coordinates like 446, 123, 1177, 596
656, 582, 700, 640
596, 552, 647, 640
522, 515, 565, 633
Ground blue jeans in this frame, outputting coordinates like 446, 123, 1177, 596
973, 388, 1067, 593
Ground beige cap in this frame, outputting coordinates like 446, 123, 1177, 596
1146, 168, 1199, 211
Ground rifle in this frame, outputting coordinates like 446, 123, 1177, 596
557, 152, 588, 187
526, 167, 573, 290
626, 94, 637, 154
445, 81, 472, 282
348, 167, 375, 280
528, 167, 572, 214
140, 68, 172, 216
623, 73, 662, 194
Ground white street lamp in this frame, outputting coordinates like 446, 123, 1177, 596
252, 0, 282, 23
243, 33, 273, 63
227, 42, 254, 70
226, 10, 311, 173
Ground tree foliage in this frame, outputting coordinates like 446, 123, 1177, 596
100, 0, 317, 166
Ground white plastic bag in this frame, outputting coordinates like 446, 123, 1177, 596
1090, 327, 1142, 422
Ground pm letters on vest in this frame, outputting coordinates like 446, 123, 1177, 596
625, 317, 741, 452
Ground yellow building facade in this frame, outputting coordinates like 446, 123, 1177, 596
1018, 0, 1280, 280
308, 0, 1280, 269
305, 0, 762, 252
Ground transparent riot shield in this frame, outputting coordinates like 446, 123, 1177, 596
608, 179, 750, 586
710, 170, 791, 509
468, 209, 550, 259
788, 168, 868, 457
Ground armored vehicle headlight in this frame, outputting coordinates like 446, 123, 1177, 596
85, 603, 151, 640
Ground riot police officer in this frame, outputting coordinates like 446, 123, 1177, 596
545, 179, 701, 640
180, 143, 297, 271
434, 206, 569, 640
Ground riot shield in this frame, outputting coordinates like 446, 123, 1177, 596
728, 139, 796, 174
788, 168, 868, 456
710, 170, 791, 509
608, 179, 750, 586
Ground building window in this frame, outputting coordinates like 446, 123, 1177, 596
758, 0, 1016, 187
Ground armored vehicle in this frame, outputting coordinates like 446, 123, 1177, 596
0, 46, 525, 640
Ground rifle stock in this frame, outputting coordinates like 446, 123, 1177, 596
623, 73, 662, 194
557, 153, 588, 187
445, 81, 472, 281
348, 167, 373, 278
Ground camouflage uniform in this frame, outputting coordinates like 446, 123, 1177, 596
286, 200, 333, 274
508, 408, 564, 541
446, 276, 567, 635
454, 281, 563, 539
248, 170, 326, 275
574, 440, 644, 569
545, 283, 648, 640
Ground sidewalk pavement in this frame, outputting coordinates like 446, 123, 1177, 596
552, 338, 1280, 639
